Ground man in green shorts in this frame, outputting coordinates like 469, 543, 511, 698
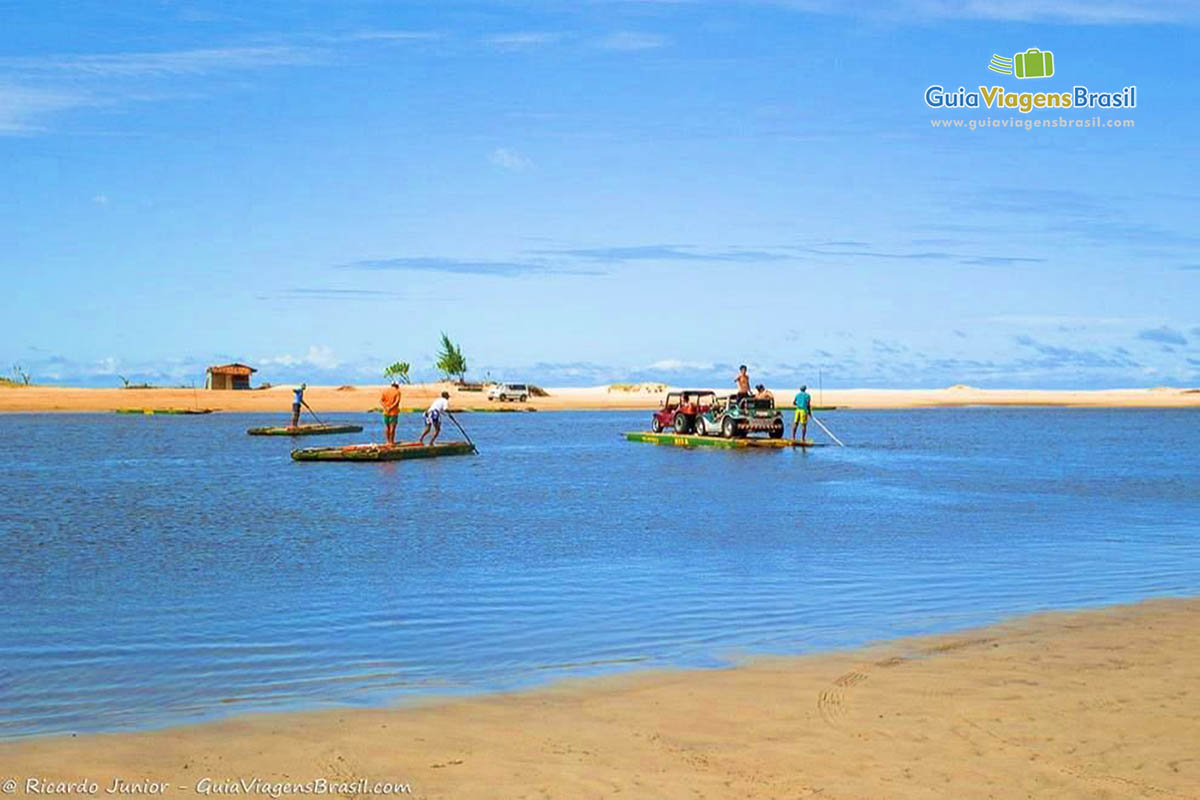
380, 380, 402, 445
791, 384, 812, 442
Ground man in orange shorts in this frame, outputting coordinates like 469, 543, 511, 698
380, 380, 402, 445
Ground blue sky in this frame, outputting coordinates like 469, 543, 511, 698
2, 0, 1197, 388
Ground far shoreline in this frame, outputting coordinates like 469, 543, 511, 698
1, 382, 1198, 413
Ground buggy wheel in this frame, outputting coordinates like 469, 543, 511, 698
770, 422, 784, 439
651, 417, 663, 433
519, 394, 527, 402
721, 417, 736, 438
673, 412, 691, 434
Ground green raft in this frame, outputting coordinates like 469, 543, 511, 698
625, 432, 826, 449
115, 408, 213, 415
247, 424, 363, 436
292, 441, 476, 462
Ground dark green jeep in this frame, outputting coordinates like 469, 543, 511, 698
695, 394, 784, 439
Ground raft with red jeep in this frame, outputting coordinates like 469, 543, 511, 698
624, 432, 824, 449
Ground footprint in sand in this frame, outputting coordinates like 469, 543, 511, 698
817, 670, 868, 729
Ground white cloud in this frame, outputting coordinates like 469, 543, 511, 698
261, 345, 341, 370
92, 194, 109, 205
647, 359, 715, 371
596, 32, 667, 51
489, 147, 532, 170
0, 83, 94, 135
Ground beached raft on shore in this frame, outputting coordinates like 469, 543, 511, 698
625, 432, 826, 449
291, 441, 476, 462
247, 424, 363, 436
115, 408, 213, 415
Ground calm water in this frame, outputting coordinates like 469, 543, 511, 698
1, 409, 1198, 738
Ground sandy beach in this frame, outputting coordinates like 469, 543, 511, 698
0, 382, 1197, 413
1, 597, 1196, 799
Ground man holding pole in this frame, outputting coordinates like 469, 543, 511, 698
418, 391, 450, 446
290, 383, 306, 429
791, 384, 812, 442
380, 380, 402, 446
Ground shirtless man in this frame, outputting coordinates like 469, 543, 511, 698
734, 365, 751, 399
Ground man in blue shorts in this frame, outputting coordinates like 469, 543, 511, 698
791, 384, 812, 442
418, 391, 450, 445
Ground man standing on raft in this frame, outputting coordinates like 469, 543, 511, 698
290, 383, 306, 429
418, 391, 450, 446
380, 380, 402, 445
791, 384, 812, 442
734, 365, 751, 399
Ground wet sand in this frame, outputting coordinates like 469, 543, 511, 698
1, 382, 1197, 413
2, 597, 1197, 799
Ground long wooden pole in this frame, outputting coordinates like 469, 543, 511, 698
812, 415, 844, 447
446, 412, 478, 453
301, 399, 325, 425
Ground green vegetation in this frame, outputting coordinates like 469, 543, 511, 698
435, 333, 468, 382
118, 375, 154, 389
9, 364, 31, 386
383, 361, 411, 384
608, 382, 667, 393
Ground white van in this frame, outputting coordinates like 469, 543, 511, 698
488, 383, 529, 402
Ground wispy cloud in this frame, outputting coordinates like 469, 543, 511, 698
795, 243, 1044, 265
0, 45, 324, 78
260, 345, 340, 370
957, 256, 1047, 266
757, 0, 1199, 24
260, 288, 408, 301
340, 256, 600, 277
596, 32, 667, 51
0, 83, 95, 134
646, 358, 716, 372
535, 244, 789, 263
957, 185, 1200, 257
796, 246, 953, 261
489, 147, 532, 170
0, 33, 436, 135
337, 31, 441, 43
1015, 335, 1141, 369
872, 338, 907, 355
483, 32, 564, 50
1137, 326, 1188, 346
